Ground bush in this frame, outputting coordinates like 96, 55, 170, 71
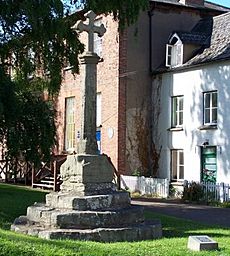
182, 182, 204, 202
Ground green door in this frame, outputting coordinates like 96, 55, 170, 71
201, 146, 217, 183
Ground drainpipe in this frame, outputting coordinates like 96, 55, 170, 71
148, 4, 155, 74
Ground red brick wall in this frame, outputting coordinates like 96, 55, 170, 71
55, 15, 121, 170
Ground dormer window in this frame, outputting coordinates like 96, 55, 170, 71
166, 34, 183, 67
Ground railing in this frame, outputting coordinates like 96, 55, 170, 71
184, 180, 230, 203
0, 158, 33, 184
120, 175, 169, 198
0, 154, 67, 191
202, 181, 230, 202
32, 154, 67, 191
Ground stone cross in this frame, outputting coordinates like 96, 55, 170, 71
72, 10, 106, 53
72, 11, 106, 154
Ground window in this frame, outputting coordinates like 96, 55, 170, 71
94, 19, 103, 57
96, 93, 102, 154
96, 92, 102, 127
171, 96, 184, 127
171, 150, 184, 181
201, 146, 217, 183
203, 91, 217, 125
166, 43, 183, 67
65, 97, 75, 151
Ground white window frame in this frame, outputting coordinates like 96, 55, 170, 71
171, 96, 184, 127
171, 149, 184, 181
65, 97, 76, 151
166, 44, 173, 67
203, 91, 218, 125
166, 36, 183, 67
96, 92, 102, 128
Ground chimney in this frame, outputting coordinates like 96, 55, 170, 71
179, 0, 204, 6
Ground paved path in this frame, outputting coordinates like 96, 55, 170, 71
132, 198, 230, 228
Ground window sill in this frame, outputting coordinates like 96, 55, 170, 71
170, 181, 184, 186
168, 127, 183, 131
198, 125, 217, 130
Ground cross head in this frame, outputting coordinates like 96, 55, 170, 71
72, 10, 106, 53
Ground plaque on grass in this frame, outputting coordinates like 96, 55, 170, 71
187, 235, 218, 251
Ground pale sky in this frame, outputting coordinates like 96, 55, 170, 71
208, 0, 230, 7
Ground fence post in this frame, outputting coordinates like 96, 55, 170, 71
219, 182, 225, 203
53, 160, 57, 192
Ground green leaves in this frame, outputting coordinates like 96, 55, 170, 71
0, 0, 84, 94
0, 0, 148, 166
0, 70, 56, 167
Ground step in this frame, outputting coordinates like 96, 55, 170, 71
12, 221, 162, 242
49, 206, 145, 228
27, 203, 145, 228
32, 183, 54, 189
40, 180, 55, 185
46, 191, 131, 211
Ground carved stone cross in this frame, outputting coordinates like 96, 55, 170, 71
71, 11, 106, 155
72, 10, 106, 53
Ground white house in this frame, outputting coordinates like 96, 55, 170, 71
153, 12, 230, 189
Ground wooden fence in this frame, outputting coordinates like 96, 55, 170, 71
0, 158, 33, 184
184, 181, 230, 203
120, 175, 169, 198
202, 181, 230, 203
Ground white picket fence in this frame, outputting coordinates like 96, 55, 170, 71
120, 175, 169, 198
185, 181, 230, 202
202, 182, 230, 202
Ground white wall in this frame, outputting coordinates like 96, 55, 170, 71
155, 60, 230, 183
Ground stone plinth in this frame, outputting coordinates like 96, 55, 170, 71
60, 154, 116, 195
187, 236, 218, 251
11, 190, 162, 242
11, 153, 162, 242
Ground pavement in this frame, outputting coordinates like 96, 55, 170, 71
132, 198, 230, 228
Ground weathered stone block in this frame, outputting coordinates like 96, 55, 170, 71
38, 222, 162, 242
50, 206, 144, 229
60, 154, 114, 185
27, 203, 54, 223
187, 236, 218, 251
46, 191, 130, 210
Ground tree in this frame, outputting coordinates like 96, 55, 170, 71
0, 0, 148, 165
0, 0, 148, 93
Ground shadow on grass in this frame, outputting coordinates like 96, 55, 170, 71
145, 211, 230, 239
0, 183, 47, 229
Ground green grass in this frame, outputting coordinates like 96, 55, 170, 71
0, 183, 230, 256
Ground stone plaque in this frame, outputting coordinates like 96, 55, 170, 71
187, 235, 218, 251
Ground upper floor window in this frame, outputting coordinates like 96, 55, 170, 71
94, 19, 103, 57
203, 91, 217, 125
171, 149, 184, 181
171, 96, 184, 127
166, 34, 183, 67
96, 92, 102, 127
65, 97, 75, 151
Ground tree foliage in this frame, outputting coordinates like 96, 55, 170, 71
0, 68, 56, 166
74, 0, 148, 28
0, 0, 148, 93
0, 0, 148, 165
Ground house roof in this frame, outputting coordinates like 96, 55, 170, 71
150, 0, 230, 12
171, 31, 208, 45
184, 12, 230, 66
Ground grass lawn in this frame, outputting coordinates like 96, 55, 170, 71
0, 183, 229, 256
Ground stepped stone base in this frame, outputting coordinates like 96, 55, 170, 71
11, 154, 162, 242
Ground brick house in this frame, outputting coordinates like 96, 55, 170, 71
55, 0, 229, 176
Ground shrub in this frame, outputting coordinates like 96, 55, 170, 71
182, 182, 204, 202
